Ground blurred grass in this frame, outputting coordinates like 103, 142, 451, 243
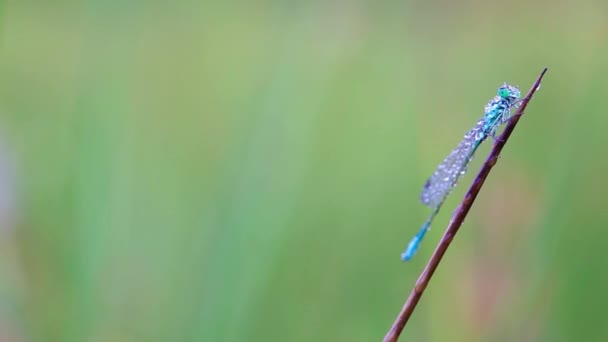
0, 1, 607, 341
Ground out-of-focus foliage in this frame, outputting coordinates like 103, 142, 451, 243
0, 1, 606, 341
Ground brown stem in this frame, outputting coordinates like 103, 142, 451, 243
383, 68, 549, 342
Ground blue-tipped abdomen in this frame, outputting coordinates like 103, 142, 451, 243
402, 222, 431, 261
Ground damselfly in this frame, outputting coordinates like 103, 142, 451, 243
402, 84, 521, 261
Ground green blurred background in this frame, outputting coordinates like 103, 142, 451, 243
0, 1, 606, 341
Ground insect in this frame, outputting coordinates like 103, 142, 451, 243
402, 83, 521, 261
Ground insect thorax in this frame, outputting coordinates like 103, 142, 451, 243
481, 98, 511, 135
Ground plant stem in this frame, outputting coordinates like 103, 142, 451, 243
383, 68, 548, 342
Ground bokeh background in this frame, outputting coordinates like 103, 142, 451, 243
0, 1, 605, 341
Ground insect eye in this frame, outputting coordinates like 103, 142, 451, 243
498, 87, 511, 98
